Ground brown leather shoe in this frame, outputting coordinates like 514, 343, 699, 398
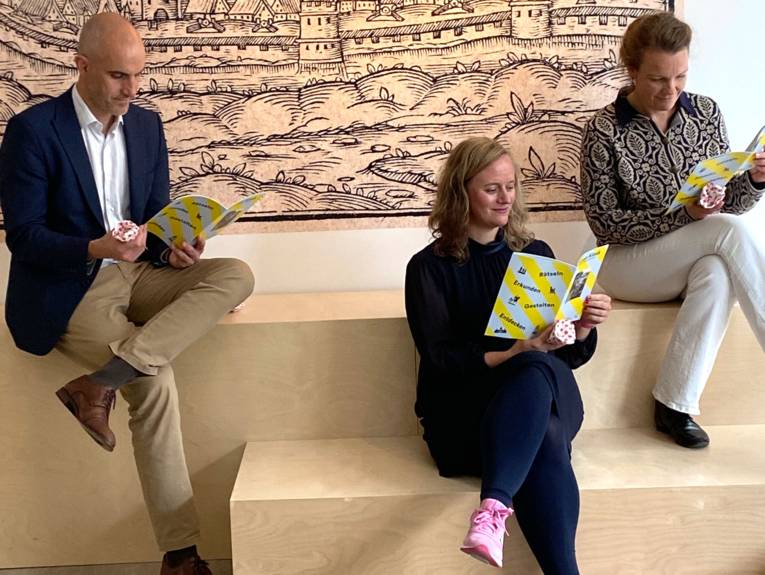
55, 375, 116, 452
160, 553, 213, 574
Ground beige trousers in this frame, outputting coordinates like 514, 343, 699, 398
55, 258, 254, 551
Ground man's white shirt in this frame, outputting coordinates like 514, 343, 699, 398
71, 85, 130, 267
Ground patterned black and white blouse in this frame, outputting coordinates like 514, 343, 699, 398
580, 91, 764, 245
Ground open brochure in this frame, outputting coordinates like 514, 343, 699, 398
666, 125, 765, 213
485, 245, 609, 340
146, 194, 262, 247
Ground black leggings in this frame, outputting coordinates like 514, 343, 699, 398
424, 355, 583, 575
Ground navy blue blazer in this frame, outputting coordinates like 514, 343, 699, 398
0, 89, 170, 355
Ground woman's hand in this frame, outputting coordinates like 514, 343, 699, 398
686, 196, 724, 221
575, 293, 612, 340
749, 151, 765, 184
525, 324, 568, 353
483, 324, 564, 368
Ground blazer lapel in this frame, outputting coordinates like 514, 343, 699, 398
122, 109, 146, 222
52, 90, 105, 230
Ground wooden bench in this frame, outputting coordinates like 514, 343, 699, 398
1, 293, 763, 571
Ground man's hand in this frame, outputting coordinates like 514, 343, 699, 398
168, 236, 205, 269
88, 224, 147, 262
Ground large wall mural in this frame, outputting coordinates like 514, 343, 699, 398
0, 0, 679, 232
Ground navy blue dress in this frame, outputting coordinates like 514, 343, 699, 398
405, 234, 596, 477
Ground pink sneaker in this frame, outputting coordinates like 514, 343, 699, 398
460, 498, 513, 568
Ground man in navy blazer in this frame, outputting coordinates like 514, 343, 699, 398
0, 13, 253, 575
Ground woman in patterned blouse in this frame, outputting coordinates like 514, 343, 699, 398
580, 12, 765, 449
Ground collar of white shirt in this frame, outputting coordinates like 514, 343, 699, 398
71, 84, 125, 135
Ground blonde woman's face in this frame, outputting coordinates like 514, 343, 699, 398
466, 154, 516, 236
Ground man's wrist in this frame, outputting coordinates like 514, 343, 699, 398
87, 239, 102, 260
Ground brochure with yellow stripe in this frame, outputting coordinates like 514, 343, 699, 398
666, 125, 765, 213
485, 245, 609, 340
146, 194, 262, 247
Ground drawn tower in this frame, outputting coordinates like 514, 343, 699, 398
298, 0, 345, 76
142, 0, 183, 20
510, 0, 551, 40
121, 0, 182, 20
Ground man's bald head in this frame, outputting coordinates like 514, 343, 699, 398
75, 13, 146, 129
78, 12, 143, 60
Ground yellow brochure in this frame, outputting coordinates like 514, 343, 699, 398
666, 125, 765, 213
485, 245, 609, 340
146, 194, 262, 247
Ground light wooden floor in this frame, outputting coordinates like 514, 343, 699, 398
0, 561, 231, 575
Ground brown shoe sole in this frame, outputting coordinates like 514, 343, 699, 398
55, 387, 116, 452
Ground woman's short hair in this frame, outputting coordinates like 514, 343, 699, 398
620, 11, 692, 71
429, 137, 533, 262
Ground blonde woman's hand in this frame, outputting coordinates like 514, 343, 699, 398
575, 293, 612, 340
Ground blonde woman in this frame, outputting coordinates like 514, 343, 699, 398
405, 137, 611, 572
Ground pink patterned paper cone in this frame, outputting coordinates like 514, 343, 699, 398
699, 183, 726, 209
547, 320, 576, 346
111, 220, 139, 243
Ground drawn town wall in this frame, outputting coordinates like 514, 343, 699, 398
0, 0, 676, 230
0, 0, 664, 70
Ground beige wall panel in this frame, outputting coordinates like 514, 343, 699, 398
0, 330, 158, 567
176, 318, 417, 442
232, 486, 765, 575
232, 495, 543, 575
2, 291, 762, 568
231, 429, 765, 574
576, 303, 765, 429
0, 316, 416, 568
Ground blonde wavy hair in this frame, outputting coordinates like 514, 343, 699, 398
429, 137, 533, 262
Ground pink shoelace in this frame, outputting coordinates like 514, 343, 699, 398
470, 506, 511, 538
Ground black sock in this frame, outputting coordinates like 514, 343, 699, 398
89, 357, 142, 389
165, 545, 197, 568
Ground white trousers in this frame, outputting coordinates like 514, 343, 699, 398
597, 213, 765, 414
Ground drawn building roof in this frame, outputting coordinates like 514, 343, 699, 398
185, 0, 229, 13
147, 34, 295, 46
16, 0, 68, 18
65, 0, 100, 13
229, 0, 274, 14
96, 0, 120, 12
342, 9, 511, 37
270, 0, 299, 14
551, 5, 656, 17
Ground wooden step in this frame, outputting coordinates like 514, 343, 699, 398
576, 300, 765, 428
1, 292, 762, 568
230, 426, 765, 575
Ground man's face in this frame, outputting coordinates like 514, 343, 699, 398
75, 36, 145, 126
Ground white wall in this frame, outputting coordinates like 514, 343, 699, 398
1, 0, 763, 298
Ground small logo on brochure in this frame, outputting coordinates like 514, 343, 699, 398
495, 327, 507, 334
507, 295, 521, 305
518, 266, 527, 275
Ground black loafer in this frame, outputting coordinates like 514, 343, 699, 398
654, 400, 710, 449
